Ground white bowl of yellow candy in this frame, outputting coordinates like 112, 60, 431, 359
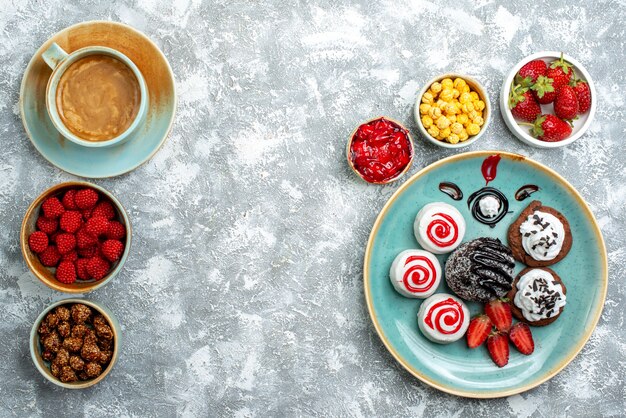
414, 74, 491, 148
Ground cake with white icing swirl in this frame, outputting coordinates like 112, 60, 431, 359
508, 200, 572, 267
389, 250, 441, 298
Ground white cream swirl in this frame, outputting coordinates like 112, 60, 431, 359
514, 269, 566, 322
478, 195, 500, 218
519, 211, 565, 261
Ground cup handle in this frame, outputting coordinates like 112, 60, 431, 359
42, 42, 69, 70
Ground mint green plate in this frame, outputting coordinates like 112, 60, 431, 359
364, 151, 607, 398
19, 21, 176, 178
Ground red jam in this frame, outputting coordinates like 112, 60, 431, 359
481, 154, 501, 185
349, 117, 413, 183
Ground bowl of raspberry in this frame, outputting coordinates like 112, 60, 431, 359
20, 182, 131, 293
30, 298, 120, 388
500, 51, 597, 148
347, 116, 414, 184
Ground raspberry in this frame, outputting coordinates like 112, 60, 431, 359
74, 189, 99, 210
86, 257, 110, 280
62, 190, 78, 210
106, 221, 126, 240
76, 228, 98, 249
42, 197, 65, 219
36, 217, 58, 234
92, 201, 116, 220
101, 240, 124, 262
76, 258, 90, 280
62, 251, 78, 262
56, 233, 76, 254
85, 216, 109, 236
28, 231, 49, 253
78, 246, 98, 258
39, 246, 61, 267
59, 211, 83, 233
81, 208, 93, 221
56, 261, 76, 284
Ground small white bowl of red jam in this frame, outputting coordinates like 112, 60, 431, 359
347, 117, 414, 184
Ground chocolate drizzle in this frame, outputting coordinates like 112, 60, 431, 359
468, 238, 515, 298
438, 182, 463, 201
467, 187, 509, 227
515, 184, 540, 201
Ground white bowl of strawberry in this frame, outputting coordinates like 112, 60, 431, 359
21, 182, 131, 293
500, 51, 596, 148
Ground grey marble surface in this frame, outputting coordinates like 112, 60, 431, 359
0, 0, 624, 416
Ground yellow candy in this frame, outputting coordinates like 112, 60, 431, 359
447, 133, 460, 144
461, 85, 470, 93
459, 129, 469, 141
447, 115, 457, 123
473, 116, 484, 126
419, 103, 431, 114
459, 92, 472, 104
430, 82, 442, 93
439, 89, 454, 101
428, 106, 442, 119
428, 126, 440, 137
421, 115, 433, 128
452, 89, 460, 99
436, 99, 447, 109
439, 127, 451, 139
474, 100, 485, 111
445, 103, 458, 115
468, 110, 479, 120
441, 78, 453, 89
462, 102, 475, 113
467, 123, 480, 136
457, 114, 469, 125
450, 122, 463, 135
422, 92, 434, 104
436, 116, 451, 129
453, 78, 466, 89
470, 91, 479, 101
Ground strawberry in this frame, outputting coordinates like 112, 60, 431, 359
28, 231, 49, 253
101, 240, 124, 262
554, 85, 578, 120
106, 221, 126, 240
39, 245, 61, 267
546, 53, 573, 92
59, 211, 83, 233
86, 256, 110, 280
530, 75, 556, 104
509, 85, 541, 122
85, 216, 109, 236
61, 190, 78, 210
515, 59, 547, 87
55, 233, 76, 254
91, 201, 116, 220
509, 323, 535, 355
74, 189, 99, 210
36, 216, 58, 234
466, 315, 493, 349
487, 332, 509, 367
572, 80, 591, 114
55, 261, 77, 284
41, 197, 65, 219
485, 299, 512, 333
523, 114, 572, 142
76, 258, 91, 280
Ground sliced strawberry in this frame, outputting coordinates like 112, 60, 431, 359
485, 299, 512, 333
487, 332, 509, 367
466, 315, 493, 349
509, 323, 535, 355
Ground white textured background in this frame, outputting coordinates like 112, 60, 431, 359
0, 0, 624, 416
